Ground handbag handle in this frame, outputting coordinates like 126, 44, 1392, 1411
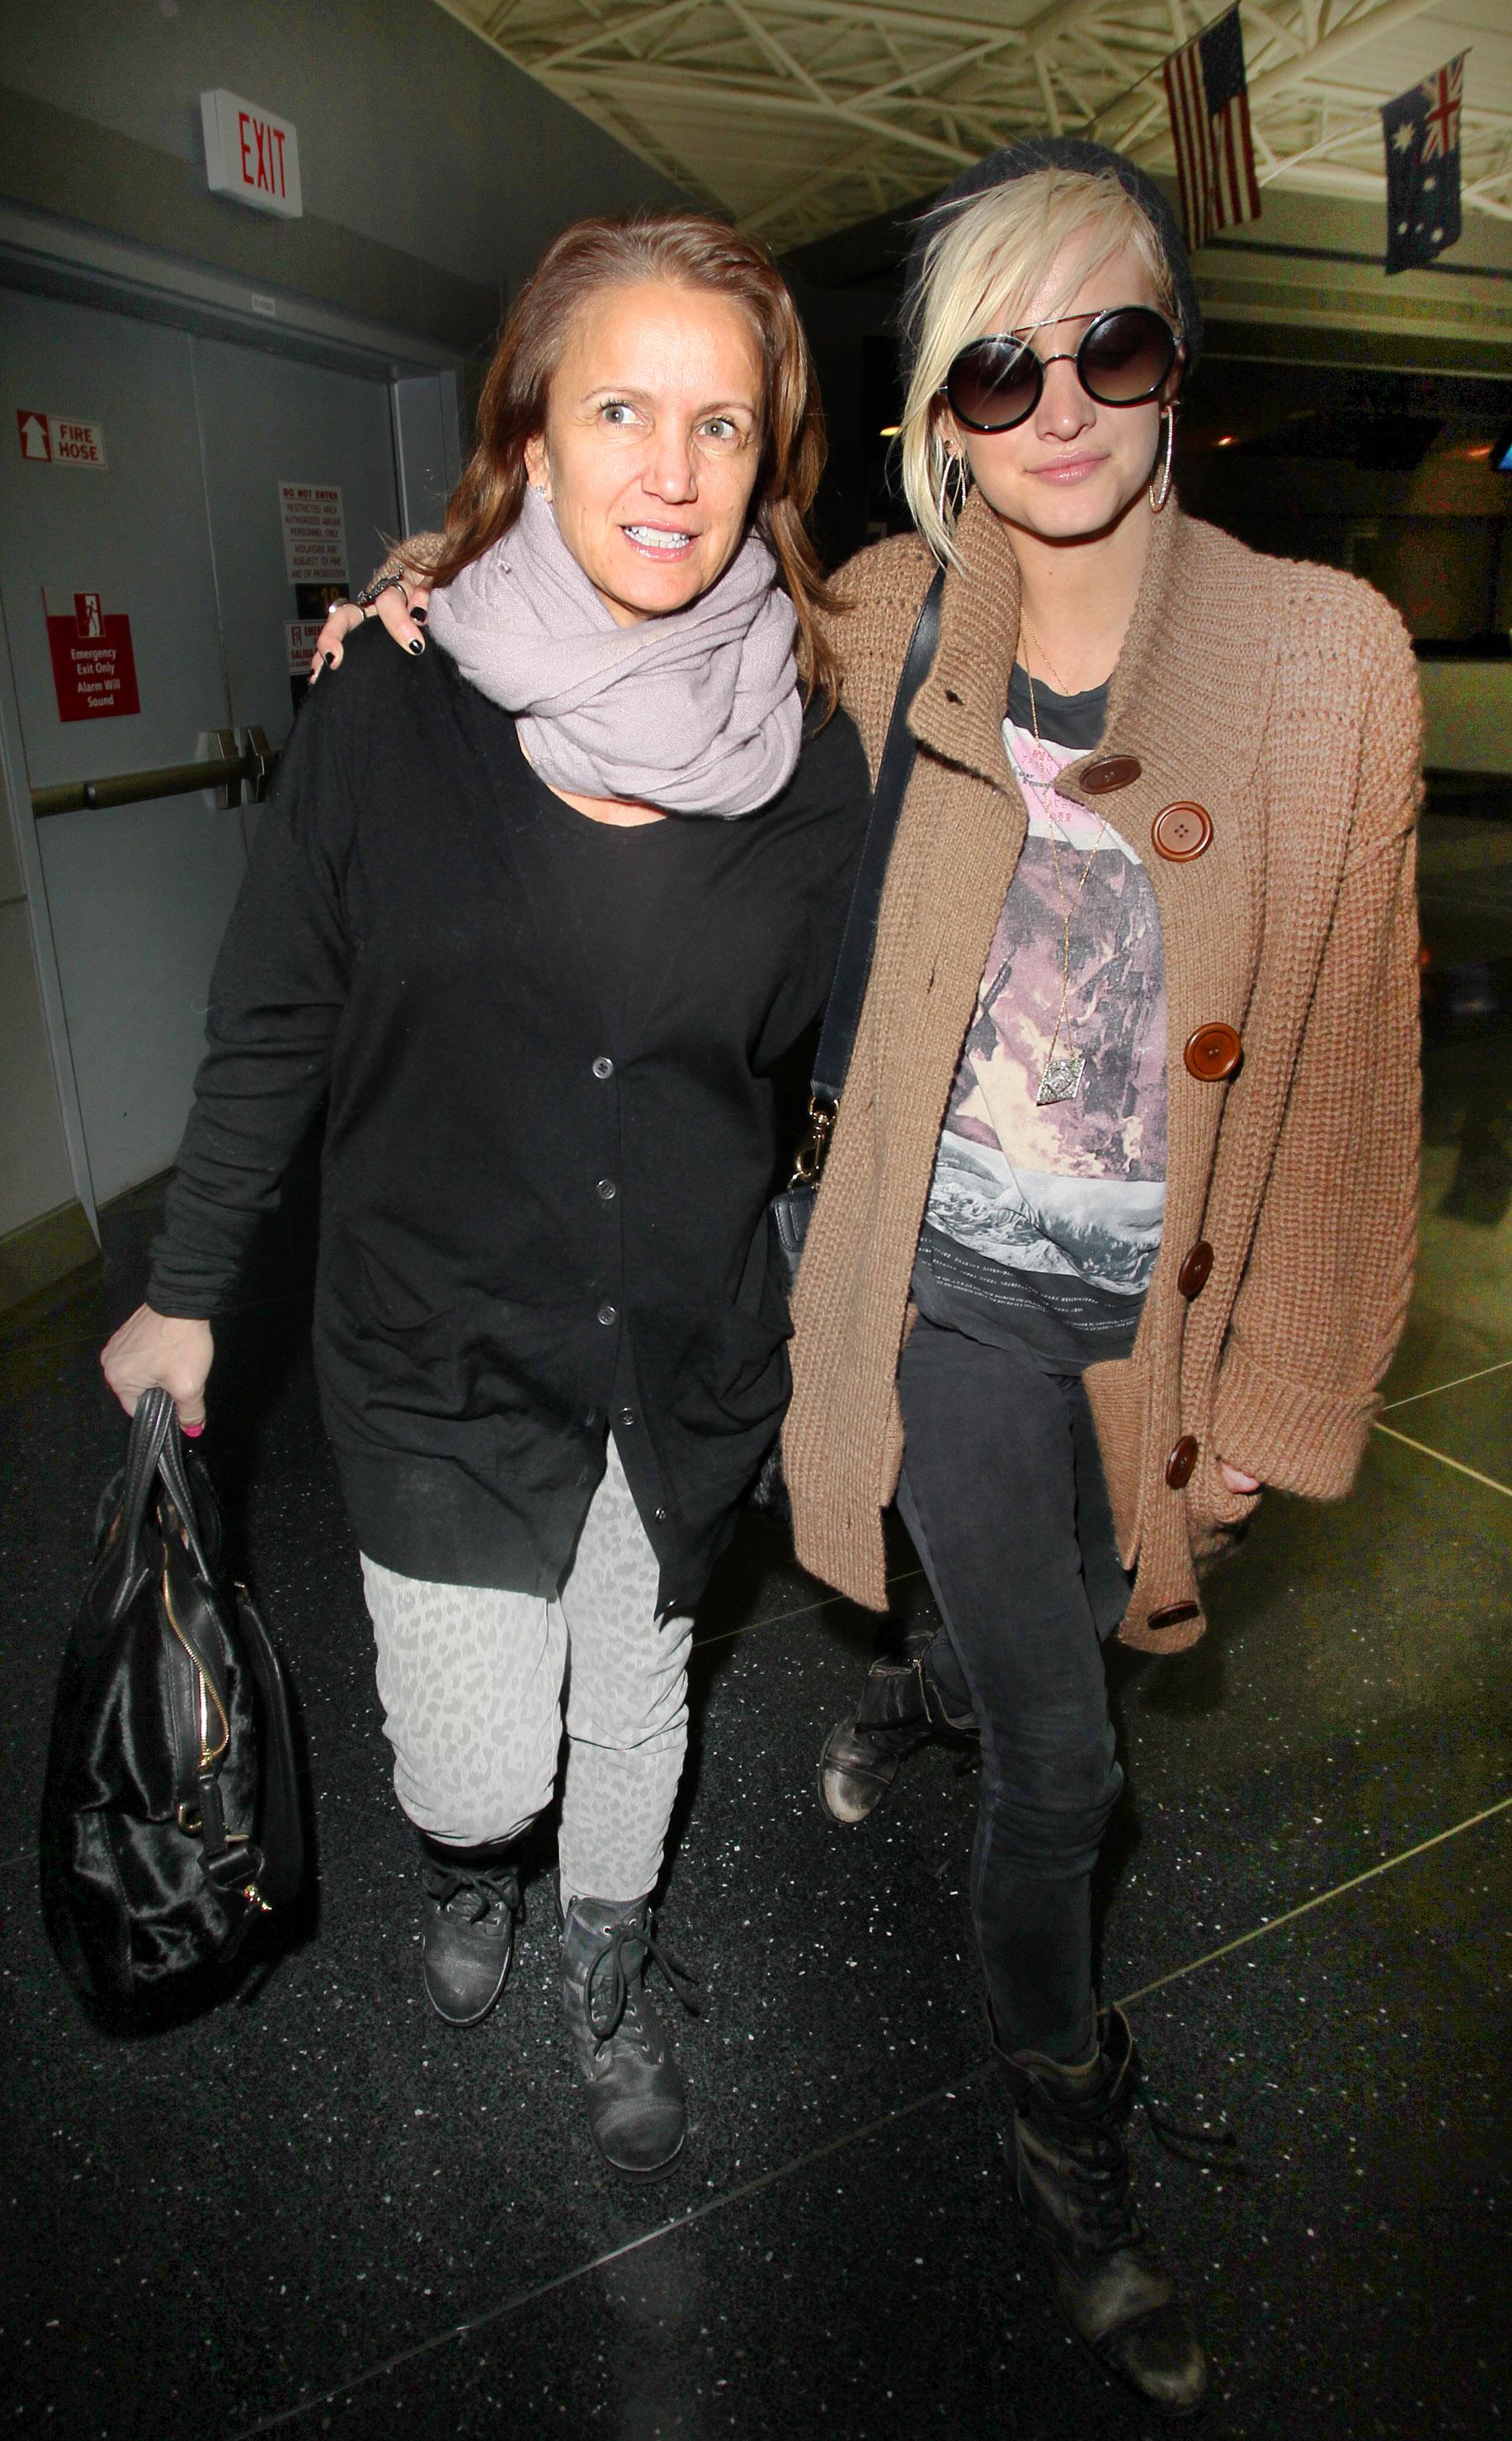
94, 1388, 178, 1626
98, 1390, 214, 1627
153, 1406, 217, 1586
790, 566, 944, 1182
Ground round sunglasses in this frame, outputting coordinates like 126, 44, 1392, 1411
942, 306, 1179, 434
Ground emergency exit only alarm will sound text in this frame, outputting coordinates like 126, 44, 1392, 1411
43, 592, 140, 724
201, 90, 302, 219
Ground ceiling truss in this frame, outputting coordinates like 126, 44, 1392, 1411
437, 0, 1512, 250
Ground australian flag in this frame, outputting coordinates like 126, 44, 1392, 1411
1381, 55, 1464, 273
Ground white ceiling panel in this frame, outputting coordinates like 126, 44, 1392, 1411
436, 0, 1512, 251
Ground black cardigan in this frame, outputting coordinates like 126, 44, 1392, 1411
148, 627, 871, 1611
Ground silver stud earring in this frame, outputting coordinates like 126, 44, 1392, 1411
1149, 406, 1176, 513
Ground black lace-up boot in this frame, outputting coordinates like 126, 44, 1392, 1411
417, 1835, 522, 2028
818, 1623, 979, 1825
558, 1880, 699, 2181
997, 2012, 1210, 2417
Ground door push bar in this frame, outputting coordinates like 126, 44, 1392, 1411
31, 728, 277, 820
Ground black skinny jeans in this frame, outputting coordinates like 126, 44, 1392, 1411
895, 1314, 1129, 2065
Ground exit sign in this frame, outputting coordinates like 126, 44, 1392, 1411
201, 89, 302, 218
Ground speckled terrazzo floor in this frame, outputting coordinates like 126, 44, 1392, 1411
2, 803, 1509, 2440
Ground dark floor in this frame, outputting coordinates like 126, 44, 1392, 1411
3, 801, 1509, 2441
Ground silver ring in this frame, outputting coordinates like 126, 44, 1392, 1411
354, 571, 410, 608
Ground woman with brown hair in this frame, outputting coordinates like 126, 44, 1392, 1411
101, 212, 870, 2185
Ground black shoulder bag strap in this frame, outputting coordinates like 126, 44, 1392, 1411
791, 564, 944, 1186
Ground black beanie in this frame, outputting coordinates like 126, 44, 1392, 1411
899, 135, 1202, 381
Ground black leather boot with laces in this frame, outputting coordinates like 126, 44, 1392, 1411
417, 1837, 522, 2028
558, 1880, 699, 2181
818, 1623, 979, 1825
998, 2012, 1210, 2418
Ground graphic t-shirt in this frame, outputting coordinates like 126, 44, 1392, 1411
912, 667, 1168, 1372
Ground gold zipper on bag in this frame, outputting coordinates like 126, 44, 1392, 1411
156, 1496, 272, 1912
163, 1563, 267, 1900
162, 1563, 230, 1768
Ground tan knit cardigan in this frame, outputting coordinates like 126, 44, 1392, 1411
784, 492, 1422, 1653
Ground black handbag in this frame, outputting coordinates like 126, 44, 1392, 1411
750, 568, 944, 1518
769, 566, 945, 1293
39, 1386, 305, 2007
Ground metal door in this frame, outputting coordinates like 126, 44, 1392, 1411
192, 337, 400, 754
0, 289, 244, 1205
1, 291, 403, 1207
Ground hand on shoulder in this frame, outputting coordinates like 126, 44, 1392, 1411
309, 535, 444, 681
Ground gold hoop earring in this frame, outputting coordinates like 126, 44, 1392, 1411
1149, 407, 1176, 513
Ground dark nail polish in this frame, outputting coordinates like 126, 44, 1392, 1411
412, 608, 428, 625
407, 638, 425, 655
323, 651, 334, 665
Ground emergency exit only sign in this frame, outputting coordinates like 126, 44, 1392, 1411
201, 89, 302, 218
43, 591, 140, 723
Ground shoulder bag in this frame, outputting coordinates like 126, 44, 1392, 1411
770, 564, 945, 1292
751, 566, 943, 1517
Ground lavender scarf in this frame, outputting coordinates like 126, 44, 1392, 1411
426, 486, 802, 816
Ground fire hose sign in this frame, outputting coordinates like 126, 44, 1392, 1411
17, 410, 108, 468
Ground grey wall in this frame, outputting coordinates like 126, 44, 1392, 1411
0, 2, 687, 1296
0, 0, 687, 352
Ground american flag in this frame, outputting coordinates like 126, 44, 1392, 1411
1163, 7, 1263, 252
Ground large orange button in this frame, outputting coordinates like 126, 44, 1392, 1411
1082, 754, 1142, 794
1152, 802, 1213, 861
1148, 1600, 1201, 1631
1177, 1240, 1214, 1299
1165, 1434, 1200, 1489
1184, 1023, 1242, 1081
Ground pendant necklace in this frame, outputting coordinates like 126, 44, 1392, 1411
1015, 623, 1109, 1107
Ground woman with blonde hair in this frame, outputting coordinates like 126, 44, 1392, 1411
102, 211, 872, 2186
782, 135, 1420, 2412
